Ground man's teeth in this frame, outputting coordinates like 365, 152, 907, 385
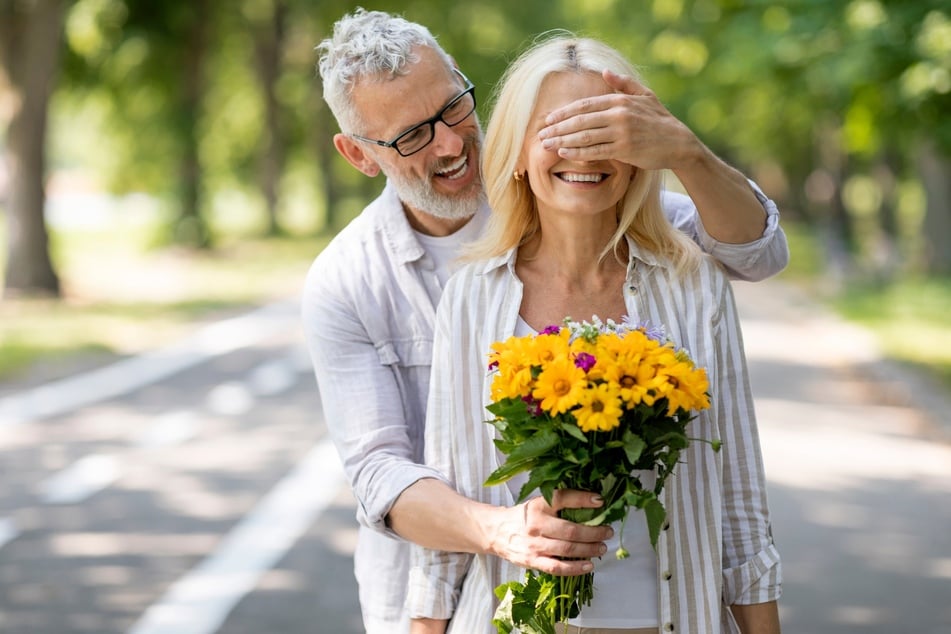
436, 156, 468, 179
559, 172, 604, 183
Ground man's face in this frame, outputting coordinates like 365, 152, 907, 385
350, 48, 485, 221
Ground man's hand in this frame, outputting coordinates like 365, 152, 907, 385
483, 490, 613, 576
538, 69, 702, 170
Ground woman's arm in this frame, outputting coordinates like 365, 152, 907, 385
409, 618, 449, 634
731, 601, 781, 634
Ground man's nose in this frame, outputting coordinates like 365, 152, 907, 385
430, 120, 464, 156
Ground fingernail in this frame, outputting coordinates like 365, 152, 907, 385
591, 495, 603, 504
541, 138, 554, 149
582, 562, 594, 572
600, 544, 608, 555
538, 128, 550, 139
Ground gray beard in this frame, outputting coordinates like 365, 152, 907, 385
385, 160, 485, 221
390, 173, 485, 221
385, 131, 486, 221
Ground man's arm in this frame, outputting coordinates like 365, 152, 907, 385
301, 260, 444, 534
731, 601, 781, 633
389, 478, 609, 576
538, 69, 788, 278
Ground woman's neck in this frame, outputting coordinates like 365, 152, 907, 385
519, 212, 625, 286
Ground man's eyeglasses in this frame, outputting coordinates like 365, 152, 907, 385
350, 69, 476, 157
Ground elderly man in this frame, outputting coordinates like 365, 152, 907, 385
303, 9, 788, 633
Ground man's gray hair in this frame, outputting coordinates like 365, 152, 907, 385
317, 8, 454, 134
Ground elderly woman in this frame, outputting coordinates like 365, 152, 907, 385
407, 36, 782, 634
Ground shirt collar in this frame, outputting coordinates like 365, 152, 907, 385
479, 233, 672, 278
372, 181, 490, 265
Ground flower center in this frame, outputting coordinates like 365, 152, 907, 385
553, 379, 571, 395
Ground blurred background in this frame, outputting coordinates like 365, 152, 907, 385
1, 0, 950, 633
2, 0, 950, 382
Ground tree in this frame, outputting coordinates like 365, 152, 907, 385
0, 0, 67, 297
248, 0, 287, 235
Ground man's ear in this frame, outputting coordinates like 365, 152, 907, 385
333, 133, 382, 177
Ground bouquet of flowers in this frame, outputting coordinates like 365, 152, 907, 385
484, 317, 717, 634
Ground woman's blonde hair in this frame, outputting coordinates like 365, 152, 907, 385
467, 34, 701, 272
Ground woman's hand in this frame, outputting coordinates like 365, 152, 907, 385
537, 69, 702, 170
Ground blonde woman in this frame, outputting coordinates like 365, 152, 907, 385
407, 36, 782, 634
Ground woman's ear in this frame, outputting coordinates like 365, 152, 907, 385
333, 133, 382, 177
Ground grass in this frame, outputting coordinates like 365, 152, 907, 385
779, 221, 951, 391
2, 216, 950, 395
832, 277, 951, 388
0, 219, 329, 383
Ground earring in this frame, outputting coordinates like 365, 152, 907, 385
513, 170, 523, 182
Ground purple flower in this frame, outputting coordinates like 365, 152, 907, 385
540, 324, 561, 335
488, 360, 499, 370
521, 395, 542, 417
574, 352, 597, 373
621, 316, 666, 343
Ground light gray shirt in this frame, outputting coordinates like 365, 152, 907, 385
301, 181, 787, 627
406, 237, 782, 633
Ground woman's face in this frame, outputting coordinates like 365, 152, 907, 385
520, 71, 633, 221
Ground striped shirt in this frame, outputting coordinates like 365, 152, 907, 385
406, 237, 782, 634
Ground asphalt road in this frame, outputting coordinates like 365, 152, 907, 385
0, 279, 949, 633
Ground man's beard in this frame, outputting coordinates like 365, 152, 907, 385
385, 134, 486, 221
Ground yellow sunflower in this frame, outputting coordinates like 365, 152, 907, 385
532, 357, 586, 415
573, 382, 624, 432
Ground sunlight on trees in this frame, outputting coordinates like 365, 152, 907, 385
3, 0, 951, 300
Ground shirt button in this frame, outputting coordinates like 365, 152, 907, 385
662, 571, 672, 581
662, 521, 670, 531
663, 623, 675, 632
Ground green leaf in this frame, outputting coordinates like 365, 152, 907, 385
486, 398, 530, 420
485, 457, 537, 486
643, 497, 667, 550
622, 431, 647, 464
559, 419, 588, 442
505, 429, 560, 464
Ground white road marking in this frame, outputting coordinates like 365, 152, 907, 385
40, 454, 121, 505
0, 301, 299, 427
134, 411, 200, 449
127, 438, 346, 634
0, 516, 19, 551
248, 360, 296, 396
205, 382, 254, 417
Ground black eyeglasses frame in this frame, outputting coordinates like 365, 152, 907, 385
349, 69, 476, 158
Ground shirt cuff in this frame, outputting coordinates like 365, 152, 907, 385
697, 179, 779, 251
405, 552, 470, 619
722, 541, 783, 605
358, 464, 449, 540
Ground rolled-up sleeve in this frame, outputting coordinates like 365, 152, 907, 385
664, 180, 789, 282
301, 258, 446, 538
713, 273, 783, 606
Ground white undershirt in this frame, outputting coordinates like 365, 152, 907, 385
414, 213, 485, 287
514, 315, 659, 629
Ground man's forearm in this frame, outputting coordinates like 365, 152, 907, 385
673, 144, 767, 245
388, 478, 496, 553
388, 477, 611, 575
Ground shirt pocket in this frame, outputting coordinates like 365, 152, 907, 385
375, 338, 433, 368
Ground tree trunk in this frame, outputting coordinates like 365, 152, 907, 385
0, 0, 64, 298
251, 0, 287, 236
917, 141, 951, 275
175, 0, 212, 248
313, 99, 344, 233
